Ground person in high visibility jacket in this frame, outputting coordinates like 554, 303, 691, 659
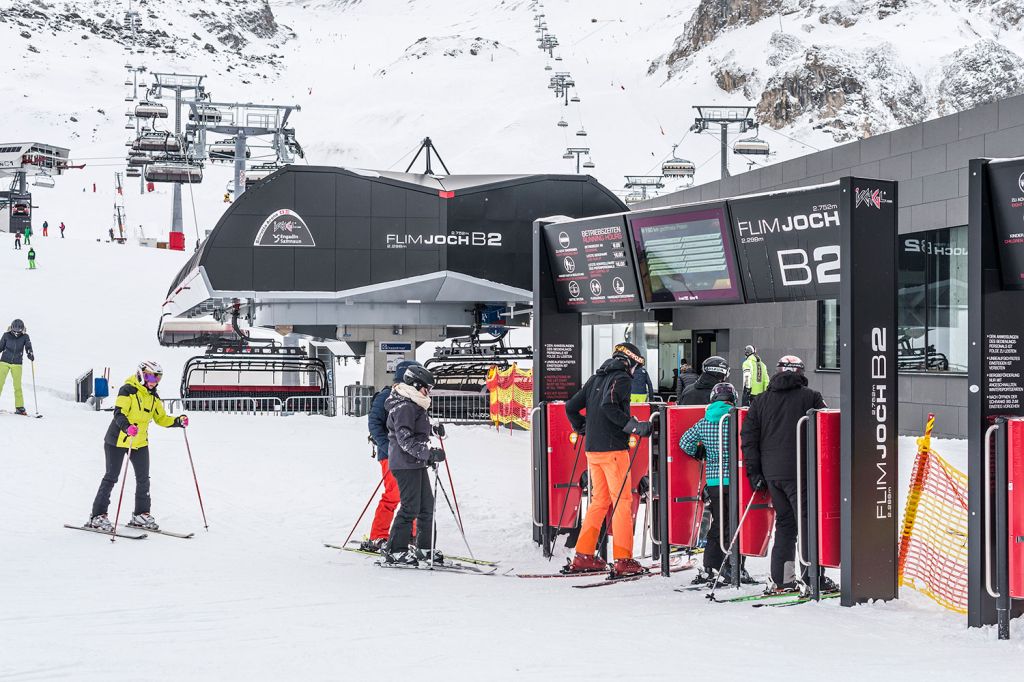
86, 361, 188, 532
741, 345, 770, 407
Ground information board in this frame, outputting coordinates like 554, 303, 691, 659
543, 215, 642, 312
628, 204, 743, 305
986, 159, 1024, 289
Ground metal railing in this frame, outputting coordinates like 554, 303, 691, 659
429, 393, 491, 424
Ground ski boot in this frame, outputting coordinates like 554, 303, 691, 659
412, 546, 444, 564
14, 407, 27, 416
763, 581, 801, 596
359, 537, 388, 553
819, 575, 840, 592
739, 567, 759, 585
382, 548, 418, 566
128, 513, 159, 531
611, 558, 647, 578
86, 514, 113, 532
690, 569, 714, 586
561, 552, 608, 575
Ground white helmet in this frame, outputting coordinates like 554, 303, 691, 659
136, 360, 164, 385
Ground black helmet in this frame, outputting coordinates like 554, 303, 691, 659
9, 319, 25, 335
394, 360, 421, 383
744, 345, 756, 357
702, 355, 729, 379
777, 355, 805, 374
613, 342, 645, 371
402, 365, 435, 391
710, 382, 738, 404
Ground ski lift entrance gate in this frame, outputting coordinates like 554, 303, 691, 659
531, 177, 900, 607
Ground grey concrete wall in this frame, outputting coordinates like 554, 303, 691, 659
633, 94, 1024, 438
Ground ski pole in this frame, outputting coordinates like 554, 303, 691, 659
594, 429, 648, 559
429, 464, 441, 569
547, 433, 585, 560
707, 489, 762, 600
436, 436, 465, 535
341, 472, 386, 548
110, 439, 135, 543
436, 474, 474, 559
30, 361, 38, 416
182, 429, 209, 530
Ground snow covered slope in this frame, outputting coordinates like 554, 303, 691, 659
3, 0, 1023, 247
0, 231, 1022, 680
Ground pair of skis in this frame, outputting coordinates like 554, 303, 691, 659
676, 583, 840, 607
64, 524, 194, 540
325, 541, 497, 567
326, 542, 501, 575
0, 409, 42, 418
515, 555, 696, 588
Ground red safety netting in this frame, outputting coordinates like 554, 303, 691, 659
898, 414, 969, 614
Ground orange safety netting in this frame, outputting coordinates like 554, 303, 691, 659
898, 414, 970, 614
485, 363, 533, 430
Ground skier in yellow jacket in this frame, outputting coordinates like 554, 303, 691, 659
87, 361, 188, 531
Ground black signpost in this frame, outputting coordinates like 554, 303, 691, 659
967, 157, 1024, 634
531, 178, 900, 606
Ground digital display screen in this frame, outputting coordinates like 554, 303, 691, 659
543, 215, 642, 313
628, 205, 743, 305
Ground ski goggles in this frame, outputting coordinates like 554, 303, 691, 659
143, 372, 162, 384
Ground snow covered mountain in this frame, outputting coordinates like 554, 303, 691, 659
3, 0, 1023, 242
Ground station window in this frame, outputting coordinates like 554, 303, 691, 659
817, 225, 968, 373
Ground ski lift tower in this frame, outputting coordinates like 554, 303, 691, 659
689, 105, 757, 180
149, 72, 207, 251
187, 101, 301, 203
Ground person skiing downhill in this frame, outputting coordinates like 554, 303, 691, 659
679, 356, 730, 405
0, 319, 35, 415
382, 365, 446, 565
563, 342, 652, 577
678, 382, 753, 585
363, 359, 422, 552
86, 361, 189, 532
42, 220, 48, 237
59, 221, 65, 238
740, 355, 835, 594
741, 345, 770, 407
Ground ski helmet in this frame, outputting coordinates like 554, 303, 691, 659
394, 360, 421, 383
777, 355, 805, 374
702, 355, 730, 379
402, 365, 435, 391
744, 344, 756, 357
9, 319, 25, 335
136, 360, 164, 385
710, 382, 738, 404
613, 342, 645, 371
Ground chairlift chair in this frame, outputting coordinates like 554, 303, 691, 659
244, 162, 282, 189
145, 161, 203, 184
127, 153, 150, 167
662, 144, 696, 178
570, 95, 580, 103
135, 101, 169, 119
733, 137, 770, 156
133, 131, 181, 153
557, 118, 568, 128
32, 173, 55, 189
126, 167, 141, 178
576, 129, 587, 137
209, 138, 250, 161
124, 122, 135, 130
582, 159, 595, 169
189, 104, 223, 124
562, 151, 574, 160
123, 79, 133, 86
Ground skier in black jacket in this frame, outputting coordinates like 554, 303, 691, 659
0, 319, 35, 415
564, 342, 652, 577
741, 355, 832, 592
382, 365, 446, 565
679, 356, 729, 405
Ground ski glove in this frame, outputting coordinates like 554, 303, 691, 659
748, 474, 767, 491
125, 425, 139, 438
623, 417, 653, 438
427, 447, 446, 464
27, 353, 34, 362
689, 442, 708, 461
173, 415, 189, 428
431, 423, 446, 438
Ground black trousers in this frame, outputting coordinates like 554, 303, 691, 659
92, 444, 151, 517
766, 479, 808, 586
704, 485, 729, 572
388, 467, 435, 552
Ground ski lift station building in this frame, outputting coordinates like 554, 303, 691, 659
162, 165, 624, 390
626, 93, 1024, 438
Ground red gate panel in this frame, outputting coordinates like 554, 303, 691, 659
626, 403, 651, 523
737, 408, 775, 557
664, 405, 707, 547
816, 409, 841, 568
1008, 418, 1024, 599
546, 401, 583, 529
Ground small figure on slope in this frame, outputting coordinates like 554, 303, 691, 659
381, 365, 446, 565
564, 342, 651, 578
42, 220, 48, 237
0, 319, 35, 415
59, 221, 65, 238
86, 361, 189, 532
13, 232, 21, 250
363, 360, 422, 552
27, 247, 36, 270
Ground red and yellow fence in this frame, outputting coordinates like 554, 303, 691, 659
485, 364, 533, 430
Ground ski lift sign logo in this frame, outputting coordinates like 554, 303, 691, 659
254, 209, 316, 247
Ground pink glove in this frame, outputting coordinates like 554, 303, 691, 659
125, 425, 139, 438
177, 415, 189, 428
